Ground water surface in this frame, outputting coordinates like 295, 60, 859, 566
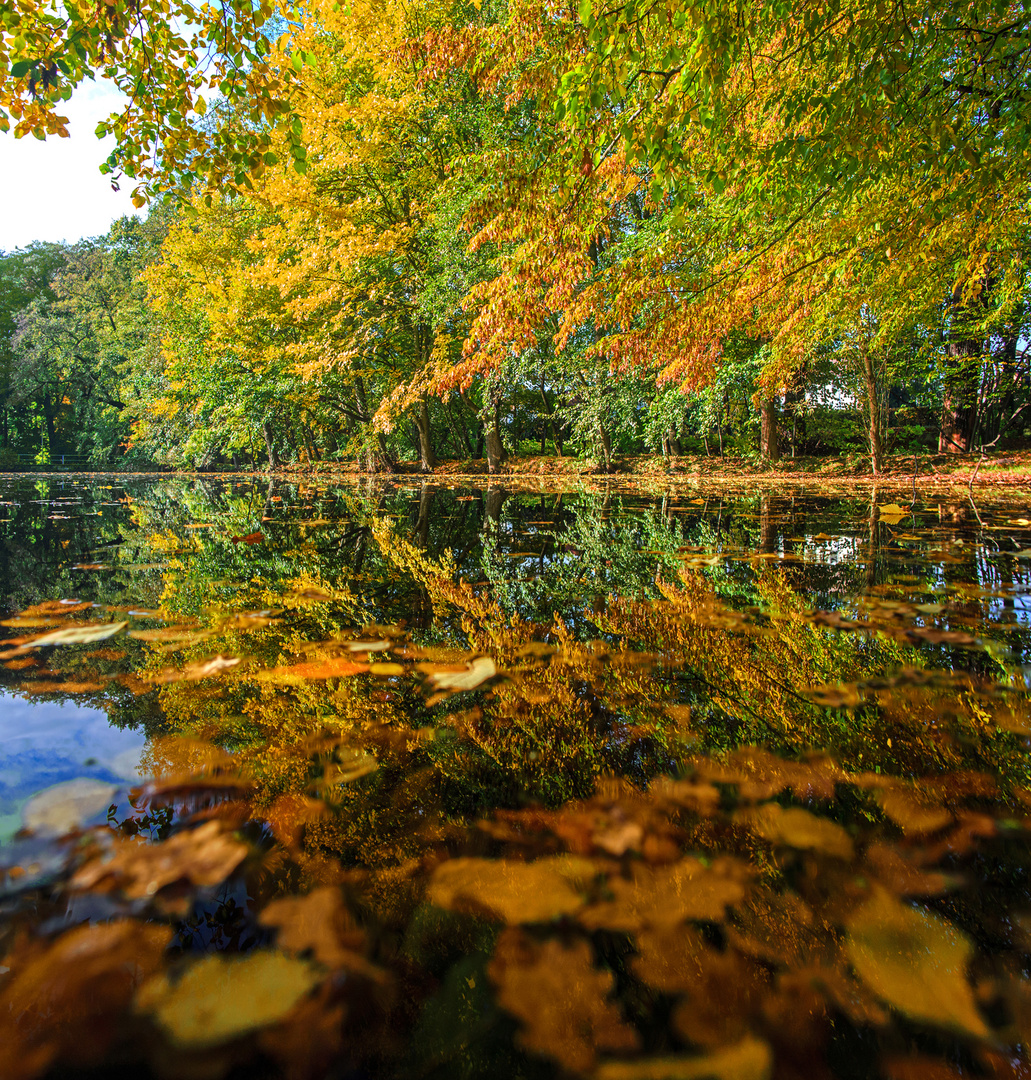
1, 473, 1030, 1080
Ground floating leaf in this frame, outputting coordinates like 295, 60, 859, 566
427, 856, 595, 923
148, 654, 241, 684
136, 951, 320, 1049
579, 858, 746, 932
19, 621, 128, 649
877, 789, 952, 836
747, 804, 854, 860
256, 657, 369, 681
22, 778, 119, 835
259, 887, 376, 974
488, 928, 639, 1073
0, 921, 172, 1079
844, 887, 989, 1038
72, 820, 248, 900
423, 655, 497, 691
879, 504, 910, 522
595, 1037, 773, 1080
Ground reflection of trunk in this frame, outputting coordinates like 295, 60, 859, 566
482, 486, 506, 538
42, 392, 57, 456
414, 397, 437, 473
759, 397, 779, 462
867, 492, 879, 588
416, 484, 434, 548
863, 350, 883, 475
262, 420, 279, 470
939, 285, 982, 453
484, 400, 507, 474
759, 495, 776, 553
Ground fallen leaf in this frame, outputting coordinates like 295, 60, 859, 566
488, 928, 639, 1073
746, 804, 854, 860
19, 622, 128, 649
877, 789, 953, 836
427, 855, 595, 923
72, 820, 248, 899
22, 778, 119, 835
256, 657, 369, 681
594, 1037, 773, 1080
423, 655, 497, 692
136, 950, 320, 1049
845, 886, 989, 1038
259, 887, 373, 973
0, 920, 171, 1080
579, 858, 746, 932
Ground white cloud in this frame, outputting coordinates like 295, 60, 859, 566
0, 79, 142, 252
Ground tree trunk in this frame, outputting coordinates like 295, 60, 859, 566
262, 421, 279, 470
939, 284, 983, 453
863, 349, 883, 475
415, 396, 437, 472
539, 379, 563, 456
597, 422, 612, 471
759, 396, 779, 462
483, 382, 508, 474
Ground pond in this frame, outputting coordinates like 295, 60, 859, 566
1, 472, 1031, 1080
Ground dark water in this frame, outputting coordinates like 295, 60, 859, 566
1, 473, 1031, 1080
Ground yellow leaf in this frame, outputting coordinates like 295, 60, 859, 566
136, 951, 320, 1049
845, 887, 989, 1038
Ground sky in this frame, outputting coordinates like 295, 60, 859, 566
0, 79, 141, 252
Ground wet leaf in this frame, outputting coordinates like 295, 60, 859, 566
0, 920, 172, 1080
488, 928, 639, 1073
427, 856, 595, 923
877, 789, 953, 836
259, 887, 377, 974
746, 804, 854, 860
424, 655, 497, 692
256, 657, 369, 681
594, 1037, 773, 1080
19, 621, 128, 649
72, 820, 248, 900
136, 950, 321, 1049
22, 778, 119, 835
579, 858, 747, 932
844, 887, 989, 1038
148, 654, 241, 684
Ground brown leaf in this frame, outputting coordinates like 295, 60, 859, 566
259, 887, 374, 974
877, 790, 953, 836
0, 920, 171, 1080
594, 1037, 772, 1080
693, 749, 844, 802
633, 927, 767, 1048
426, 855, 595, 923
71, 820, 248, 900
488, 928, 639, 1073
263, 794, 328, 848
579, 858, 747, 932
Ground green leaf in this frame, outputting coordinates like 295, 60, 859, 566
10, 59, 32, 79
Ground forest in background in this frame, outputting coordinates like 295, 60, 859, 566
1, 0, 1030, 475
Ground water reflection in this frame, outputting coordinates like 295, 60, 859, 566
0, 692, 146, 841
0, 474, 1030, 1079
